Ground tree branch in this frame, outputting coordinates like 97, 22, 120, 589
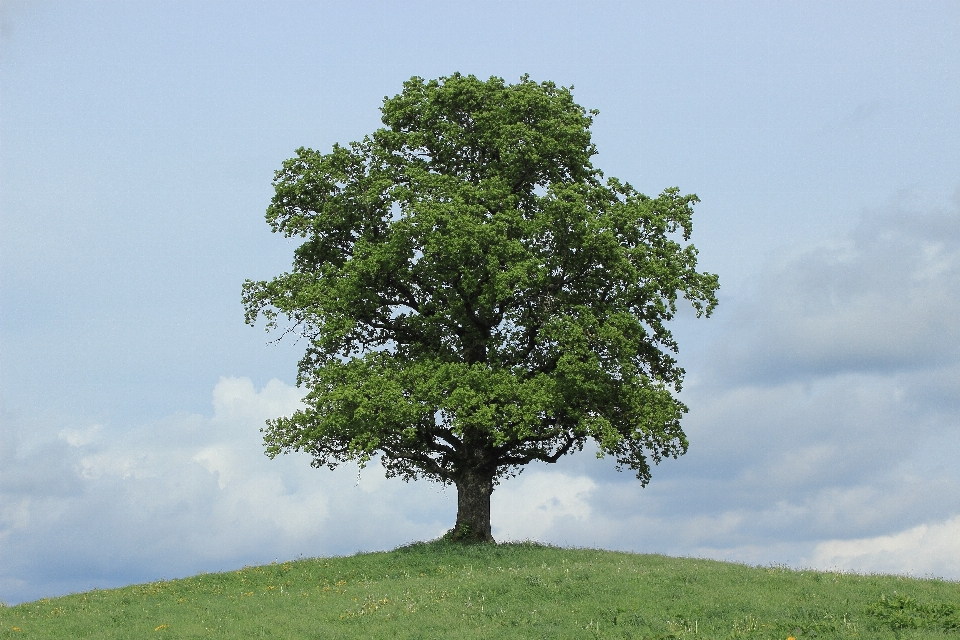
495, 433, 577, 467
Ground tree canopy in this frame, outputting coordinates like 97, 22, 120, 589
242, 73, 719, 542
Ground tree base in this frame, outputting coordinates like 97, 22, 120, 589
443, 524, 495, 544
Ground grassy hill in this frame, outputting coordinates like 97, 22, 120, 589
1, 540, 958, 639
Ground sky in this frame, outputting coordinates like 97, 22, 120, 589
2, 0, 959, 605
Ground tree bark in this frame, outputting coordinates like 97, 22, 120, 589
451, 468, 495, 542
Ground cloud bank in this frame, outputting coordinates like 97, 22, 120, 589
809, 515, 960, 579
719, 202, 960, 382
0, 378, 448, 604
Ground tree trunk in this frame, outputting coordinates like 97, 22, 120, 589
450, 469, 495, 543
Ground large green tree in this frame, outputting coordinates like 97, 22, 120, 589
243, 74, 719, 542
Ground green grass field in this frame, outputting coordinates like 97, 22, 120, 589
2, 540, 958, 639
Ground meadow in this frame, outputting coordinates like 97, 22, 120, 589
1, 540, 958, 639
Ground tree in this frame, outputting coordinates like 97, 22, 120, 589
242, 73, 719, 542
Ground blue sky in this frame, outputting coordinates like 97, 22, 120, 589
2, 0, 959, 604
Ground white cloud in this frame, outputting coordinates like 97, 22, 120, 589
0, 377, 453, 605
493, 472, 596, 542
808, 515, 960, 579
58, 423, 102, 447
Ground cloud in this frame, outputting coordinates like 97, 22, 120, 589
58, 424, 103, 448
808, 514, 960, 579
717, 203, 960, 384
492, 472, 596, 542
0, 377, 453, 605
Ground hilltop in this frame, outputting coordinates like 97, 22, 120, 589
1, 541, 958, 638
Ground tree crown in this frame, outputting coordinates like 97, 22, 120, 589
243, 73, 719, 487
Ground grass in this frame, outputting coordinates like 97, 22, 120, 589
1, 540, 958, 639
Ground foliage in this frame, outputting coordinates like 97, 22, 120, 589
242, 73, 719, 502
3, 543, 960, 638
869, 592, 960, 631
